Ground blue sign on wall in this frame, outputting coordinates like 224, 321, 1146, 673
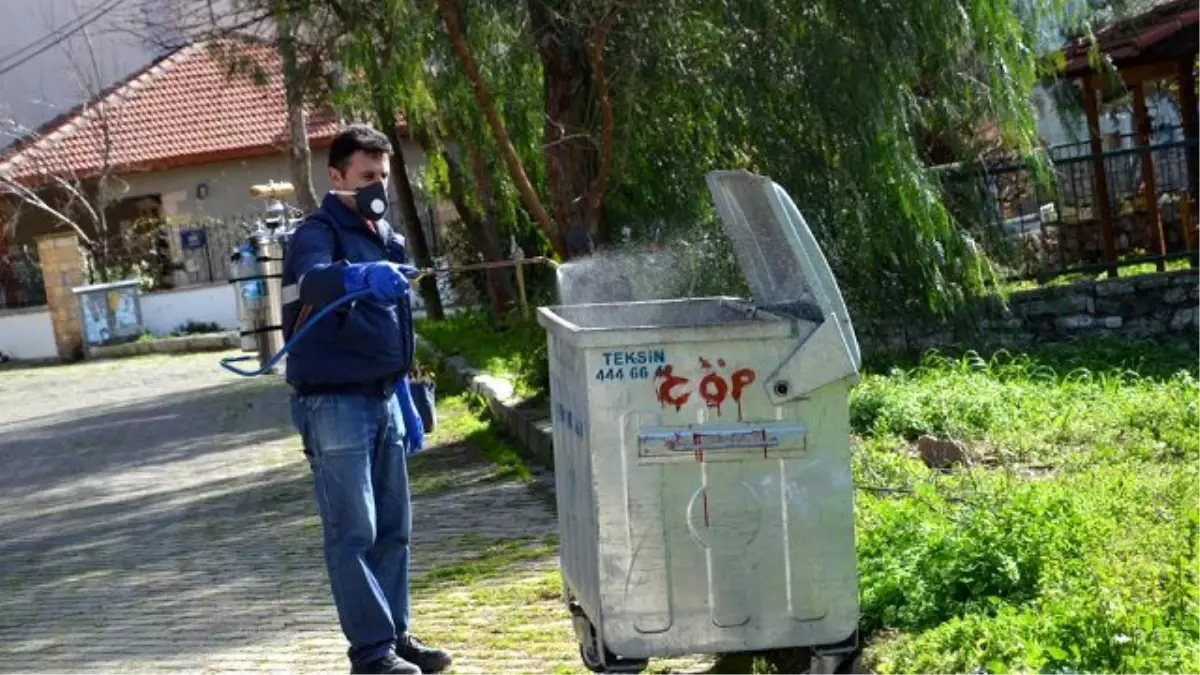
180, 229, 208, 250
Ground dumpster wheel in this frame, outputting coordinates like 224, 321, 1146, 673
570, 602, 648, 674
579, 643, 648, 674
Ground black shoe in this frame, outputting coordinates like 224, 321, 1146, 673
396, 634, 452, 674
350, 652, 422, 675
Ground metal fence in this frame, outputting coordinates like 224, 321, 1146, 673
83, 217, 175, 290
78, 216, 269, 290
0, 245, 47, 310
174, 216, 260, 286
945, 123, 1198, 280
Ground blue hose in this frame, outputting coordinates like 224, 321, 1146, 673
219, 289, 373, 377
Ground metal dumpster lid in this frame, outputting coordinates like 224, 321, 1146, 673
705, 169, 859, 360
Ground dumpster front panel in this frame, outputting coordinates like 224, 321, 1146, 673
575, 331, 858, 657
548, 330, 603, 621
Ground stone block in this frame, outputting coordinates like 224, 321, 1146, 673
1101, 316, 1123, 329
1021, 294, 1093, 317
1121, 316, 1165, 339
1094, 280, 1134, 297
1093, 296, 1127, 316
1163, 287, 1188, 304
1135, 274, 1172, 290
1169, 307, 1199, 331
1055, 314, 1094, 331
1165, 269, 1198, 285
1131, 300, 1165, 318
916, 435, 973, 470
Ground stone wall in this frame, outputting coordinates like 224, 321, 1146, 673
863, 268, 1199, 355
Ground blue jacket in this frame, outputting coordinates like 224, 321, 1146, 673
280, 192, 415, 387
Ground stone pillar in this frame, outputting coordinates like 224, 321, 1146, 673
160, 190, 190, 289
36, 232, 86, 361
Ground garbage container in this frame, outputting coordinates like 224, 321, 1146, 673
536, 169, 862, 674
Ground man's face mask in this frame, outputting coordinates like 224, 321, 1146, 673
350, 180, 389, 221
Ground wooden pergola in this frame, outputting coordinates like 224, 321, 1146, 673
1060, 0, 1199, 275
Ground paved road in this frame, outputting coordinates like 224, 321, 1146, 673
0, 352, 592, 673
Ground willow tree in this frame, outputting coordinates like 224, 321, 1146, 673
433, 0, 1067, 331
423, 0, 547, 315
326, 0, 446, 319
437, 0, 638, 257
594, 0, 1067, 333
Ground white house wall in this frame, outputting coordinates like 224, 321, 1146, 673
0, 307, 57, 360
1032, 82, 1184, 151
111, 140, 430, 224
139, 284, 239, 336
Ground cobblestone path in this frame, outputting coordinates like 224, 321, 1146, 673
0, 353, 712, 674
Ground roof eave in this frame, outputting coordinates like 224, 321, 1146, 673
2, 135, 337, 190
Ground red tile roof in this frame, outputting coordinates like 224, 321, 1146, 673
0, 39, 343, 186
1061, 0, 1199, 76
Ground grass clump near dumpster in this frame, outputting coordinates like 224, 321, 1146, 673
417, 311, 549, 400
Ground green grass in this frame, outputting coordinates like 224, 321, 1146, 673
852, 345, 1199, 466
850, 340, 1199, 674
418, 391, 532, 484
407, 533, 714, 674
416, 310, 549, 399
1003, 257, 1192, 293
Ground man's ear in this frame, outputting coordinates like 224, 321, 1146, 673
328, 167, 343, 188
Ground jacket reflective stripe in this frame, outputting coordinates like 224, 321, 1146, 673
282, 272, 306, 305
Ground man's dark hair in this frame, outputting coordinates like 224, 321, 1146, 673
328, 124, 393, 172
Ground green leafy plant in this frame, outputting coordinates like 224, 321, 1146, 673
173, 321, 224, 336
849, 340, 1199, 674
417, 310, 549, 399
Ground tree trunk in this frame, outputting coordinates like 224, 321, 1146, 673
275, 5, 319, 213
286, 106, 318, 213
377, 109, 445, 319
436, 0, 565, 257
526, 0, 621, 256
447, 144, 511, 320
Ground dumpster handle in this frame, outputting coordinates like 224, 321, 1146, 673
638, 424, 807, 454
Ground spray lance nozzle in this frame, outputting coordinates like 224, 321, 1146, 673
405, 256, 559, 284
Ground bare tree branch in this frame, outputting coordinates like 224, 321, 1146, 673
0, 178, 95, 246
0, 7, 136, 280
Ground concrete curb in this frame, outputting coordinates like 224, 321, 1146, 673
90, 332, 239, 360
416, 335, 557, 489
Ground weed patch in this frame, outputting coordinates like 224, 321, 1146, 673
851, 345, 1199, 674
416, 311, 548, 399
851, 347, 1199, 464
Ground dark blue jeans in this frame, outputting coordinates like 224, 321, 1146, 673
290, 393, 411, 666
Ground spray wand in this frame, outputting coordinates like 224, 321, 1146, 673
407, 256, 559, 283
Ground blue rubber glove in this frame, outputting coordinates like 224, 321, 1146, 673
394, 376, 425, 455
343, 262, 418, 303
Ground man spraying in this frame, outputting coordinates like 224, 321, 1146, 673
281, 124, 451, 675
